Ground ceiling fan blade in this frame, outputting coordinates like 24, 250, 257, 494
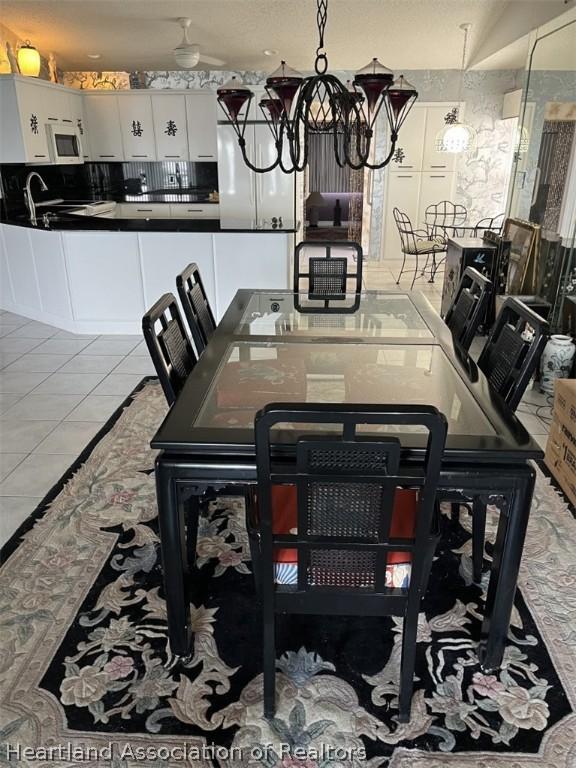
198, 53, 226, 66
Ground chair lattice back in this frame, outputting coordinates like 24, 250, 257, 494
425, 200, 467, 237
444, 266, 492, 351
255, 404, 446, 600
176, 263, 216, 355
474, 213, 505, 237
294, 241, 363, 302
478, 297, 549, 411
142, 293, 196, 406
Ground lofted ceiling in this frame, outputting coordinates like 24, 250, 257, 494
0, 0, 573, 73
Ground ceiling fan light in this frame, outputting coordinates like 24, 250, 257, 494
173, 44, 200, 68
18, 41, 41, 77
436, 122, 477, 153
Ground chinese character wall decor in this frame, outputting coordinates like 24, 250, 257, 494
444, 107, 458, 125
393, 147, 405, 165
165, 120, 177, 137
30, 114, 38, 134
131, 120, 143, 137
77, 118, 84, 135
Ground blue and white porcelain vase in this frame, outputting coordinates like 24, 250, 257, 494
540, 334, 576, 394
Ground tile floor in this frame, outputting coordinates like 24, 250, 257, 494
0, 260, 554, 546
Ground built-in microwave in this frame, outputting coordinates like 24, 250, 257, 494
47, 124, 84, 164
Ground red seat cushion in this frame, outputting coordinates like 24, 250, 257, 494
271, 484, 417, 565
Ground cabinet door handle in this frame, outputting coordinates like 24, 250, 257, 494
397, 175, 413, 178
137, 208, 154, 212
34, 154, 47, 158
47, 117, 58, 121
186, 209, 204, 212
430, 164, 447, 168
197, 154, 214, 158
165, 154, 181, 158
430, 175, 446, 178
98, 154, 116, 158
62, 119, 73, 124
131, 154, 149, 158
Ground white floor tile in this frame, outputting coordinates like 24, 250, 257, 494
58, 355, 124, 374
34, 421, 105, 455
3, 353, 74, 373
53, 330, 98, 340
30, 338, 94, 355
0, 393, 23, 416
6, 321, 59, 339
0, 453, 27, 482
0, 337, 45, 354
0, 496, 42, 547
90, 373, 144, 396
64, 394, 127, 422
0, 420, 59, 452
97, 334, 142, 342
0, 353, 23, 370
0, 312, 30, 327
113, 355, 155, 375
518, 411, 549, 436
128, 341, 148, 356
81, 339, 141, 356
2, 393, 84, 421
0, 371, 51, 394
534, 434, 549, 450
31, 372, 106, 396
0, 453, 77, 497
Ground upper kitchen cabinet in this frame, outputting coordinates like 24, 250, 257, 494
85, 94, 123, 161
44, 87, 74, 124
152, 94, 188, 160
389, 105, 426, 172
422, 105, 457, 173
185, 93, 218, 161
118, 94, 157, 161
68, 91, 91, 160
0, 77, 51, 163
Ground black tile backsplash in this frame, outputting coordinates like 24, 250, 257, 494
0, 161, 218, 218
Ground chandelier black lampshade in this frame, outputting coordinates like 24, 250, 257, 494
217, 0, 418, 174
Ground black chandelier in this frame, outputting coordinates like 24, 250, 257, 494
216, 0, 418, 174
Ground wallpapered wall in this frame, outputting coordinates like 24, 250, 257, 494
62, 67, 573, 258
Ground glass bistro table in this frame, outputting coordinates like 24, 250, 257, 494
151, 290, 541, 670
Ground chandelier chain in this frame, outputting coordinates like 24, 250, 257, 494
316, 0, 328, 49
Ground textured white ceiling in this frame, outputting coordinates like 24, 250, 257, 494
0, 0, 571, 73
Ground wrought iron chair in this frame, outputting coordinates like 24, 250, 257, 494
393, 208, 446, 289
249, 402, 447, 722
294, 241, 363, 300
473, 213, 505, 237
455, 298, 549, 582
425, 200, 467, 240
176, 263, 217, 355
142, 293, 197, 406
444, 266, 492, 352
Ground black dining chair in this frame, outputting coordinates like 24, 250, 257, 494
142, 293, 197, 406
248, 402, 447, 723
294, 241, 363, 298
425, 200, 468, 240
455, 297, 549, 582
444, 267, 492, 352
393, 208, 446, 289
176, 262, 217, 355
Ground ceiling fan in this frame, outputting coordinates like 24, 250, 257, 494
173, 18, 225, 68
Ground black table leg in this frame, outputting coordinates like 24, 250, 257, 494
479, 463, 535, 671
155, 453, 193, 657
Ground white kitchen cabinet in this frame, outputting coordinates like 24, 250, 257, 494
152, 94, 188, 160
383, 173, 421, 258
117, 203, 169, 219
138, 233, 216, 309
2, 225, 41, 312
118, 94, 157, 161
0, 78, 51, 163
417, 172, 455, 223
217, 123, 294, 225
422, 105, 457, 172
185, 93, 218, 161
68, 91, 91, 160
85, 94, 123, 161
389, 105, 426, 172
44, 87, 74, 125
63, 232, 144, 324
169, 204, 220, 219
29, 229, 73, 320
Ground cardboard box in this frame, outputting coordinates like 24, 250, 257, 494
544, 417, 576, 508
551, 378, 576, 431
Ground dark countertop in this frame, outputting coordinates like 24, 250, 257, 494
0, 212, 298, 234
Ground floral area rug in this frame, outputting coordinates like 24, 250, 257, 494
1, 380, 575, 768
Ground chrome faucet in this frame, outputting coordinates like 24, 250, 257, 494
24, 172, 48, 225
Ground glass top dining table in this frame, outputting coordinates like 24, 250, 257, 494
152, 289, 540, 459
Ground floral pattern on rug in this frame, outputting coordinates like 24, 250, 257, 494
1, 381, 575, 768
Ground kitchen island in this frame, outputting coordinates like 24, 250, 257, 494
0, 217, 295, 334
